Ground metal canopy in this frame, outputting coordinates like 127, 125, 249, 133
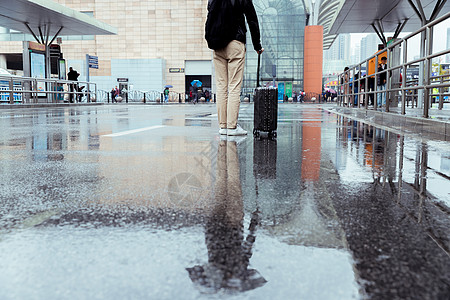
309, 0, 450, 49
329, 0, 448, 34
0, 0, 116, 37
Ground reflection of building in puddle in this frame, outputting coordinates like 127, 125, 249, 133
269, 109, 346, 248
301, 109, 322, 182
96, 136, 215, 212
335, 119, 398, 181
184, 119, 212, 127
250, 108, 347, 249
334, 118, 450, 253
163, 113, 213, 128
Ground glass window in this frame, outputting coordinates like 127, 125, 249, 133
243, 0, 306, 93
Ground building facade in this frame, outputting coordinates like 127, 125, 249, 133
0, 0, 306, 99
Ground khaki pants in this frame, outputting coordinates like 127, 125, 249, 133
213, 40, 246, 129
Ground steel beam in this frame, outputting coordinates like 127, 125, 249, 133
430, 0, 447, 21
24, 22, 41, 44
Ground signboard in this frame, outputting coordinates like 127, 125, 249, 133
59, 59, 66, 80
368, 50, 387, 76
286, 82, 292, 98
117, 78, 128, 82
325, 80, 338, 87
440, 63, 450, 75
30, 52, 46, 96
28, 41, 46, 52
88, 55, 99, 69
169, 68, 185, 73
278, 82, 285, 101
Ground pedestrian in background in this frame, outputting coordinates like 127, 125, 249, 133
164, 87, 169, 103
67, 67, 79, 103
342, 67, 349, 106
114, 86, 120, 102
110, 87, 115, 103
205, 0, 264, 136
353, 72, 359, 106
377, 56, 388, 107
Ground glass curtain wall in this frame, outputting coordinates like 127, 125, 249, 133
242, 0, 306, 96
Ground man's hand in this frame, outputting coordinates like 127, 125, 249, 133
257, 48, 264, 54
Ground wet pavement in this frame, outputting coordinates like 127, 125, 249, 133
0, 104, 449, 300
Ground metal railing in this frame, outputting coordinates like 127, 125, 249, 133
97, 90, 188, 103
0, 75, 97, 104
337, 11, 450, 118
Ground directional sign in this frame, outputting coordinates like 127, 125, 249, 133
88, 55, 99, 69
169, 68, 185, 73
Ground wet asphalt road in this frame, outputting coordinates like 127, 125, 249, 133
0, 103, 449, 300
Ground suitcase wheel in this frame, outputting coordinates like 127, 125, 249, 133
253, 128, 260, 138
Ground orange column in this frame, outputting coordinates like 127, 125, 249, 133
303, 26, 323, 96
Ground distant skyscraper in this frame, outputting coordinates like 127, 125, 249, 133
360, 34, 380, 61
350, 44, 361, 65
324, 34, 351, 61
323, 34, 351, 74
338, 34, 351, 61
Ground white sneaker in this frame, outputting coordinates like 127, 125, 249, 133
227, 135, 247, 145
219, 128, 227, 135
227, 124, 247, 136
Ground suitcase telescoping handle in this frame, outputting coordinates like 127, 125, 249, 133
257, 53, 261, 88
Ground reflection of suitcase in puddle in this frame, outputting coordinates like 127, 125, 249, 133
253, 54, 278, 138
253, 138, 277, 179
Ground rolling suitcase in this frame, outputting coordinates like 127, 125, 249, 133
253, 54, 278, 138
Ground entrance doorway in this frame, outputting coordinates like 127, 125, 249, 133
185, 75, 211, 102
119, 82, 128, 94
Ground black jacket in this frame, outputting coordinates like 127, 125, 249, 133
377, 64, 387, 85
67, 70, 79, 81
207, 0, 262, 51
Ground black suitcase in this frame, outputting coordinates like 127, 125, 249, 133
253, 54, 278, 138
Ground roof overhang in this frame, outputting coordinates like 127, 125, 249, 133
309, 0, 450, 49
0, 0, 117, 37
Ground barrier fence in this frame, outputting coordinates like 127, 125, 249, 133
337, 11, 450, 118
0, 75, 97, 104
97, 90, 189, 103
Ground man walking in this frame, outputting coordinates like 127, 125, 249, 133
205, 0, 264, 136
67, 67, 79, 103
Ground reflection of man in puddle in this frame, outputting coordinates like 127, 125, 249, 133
187, 138, 266, 293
